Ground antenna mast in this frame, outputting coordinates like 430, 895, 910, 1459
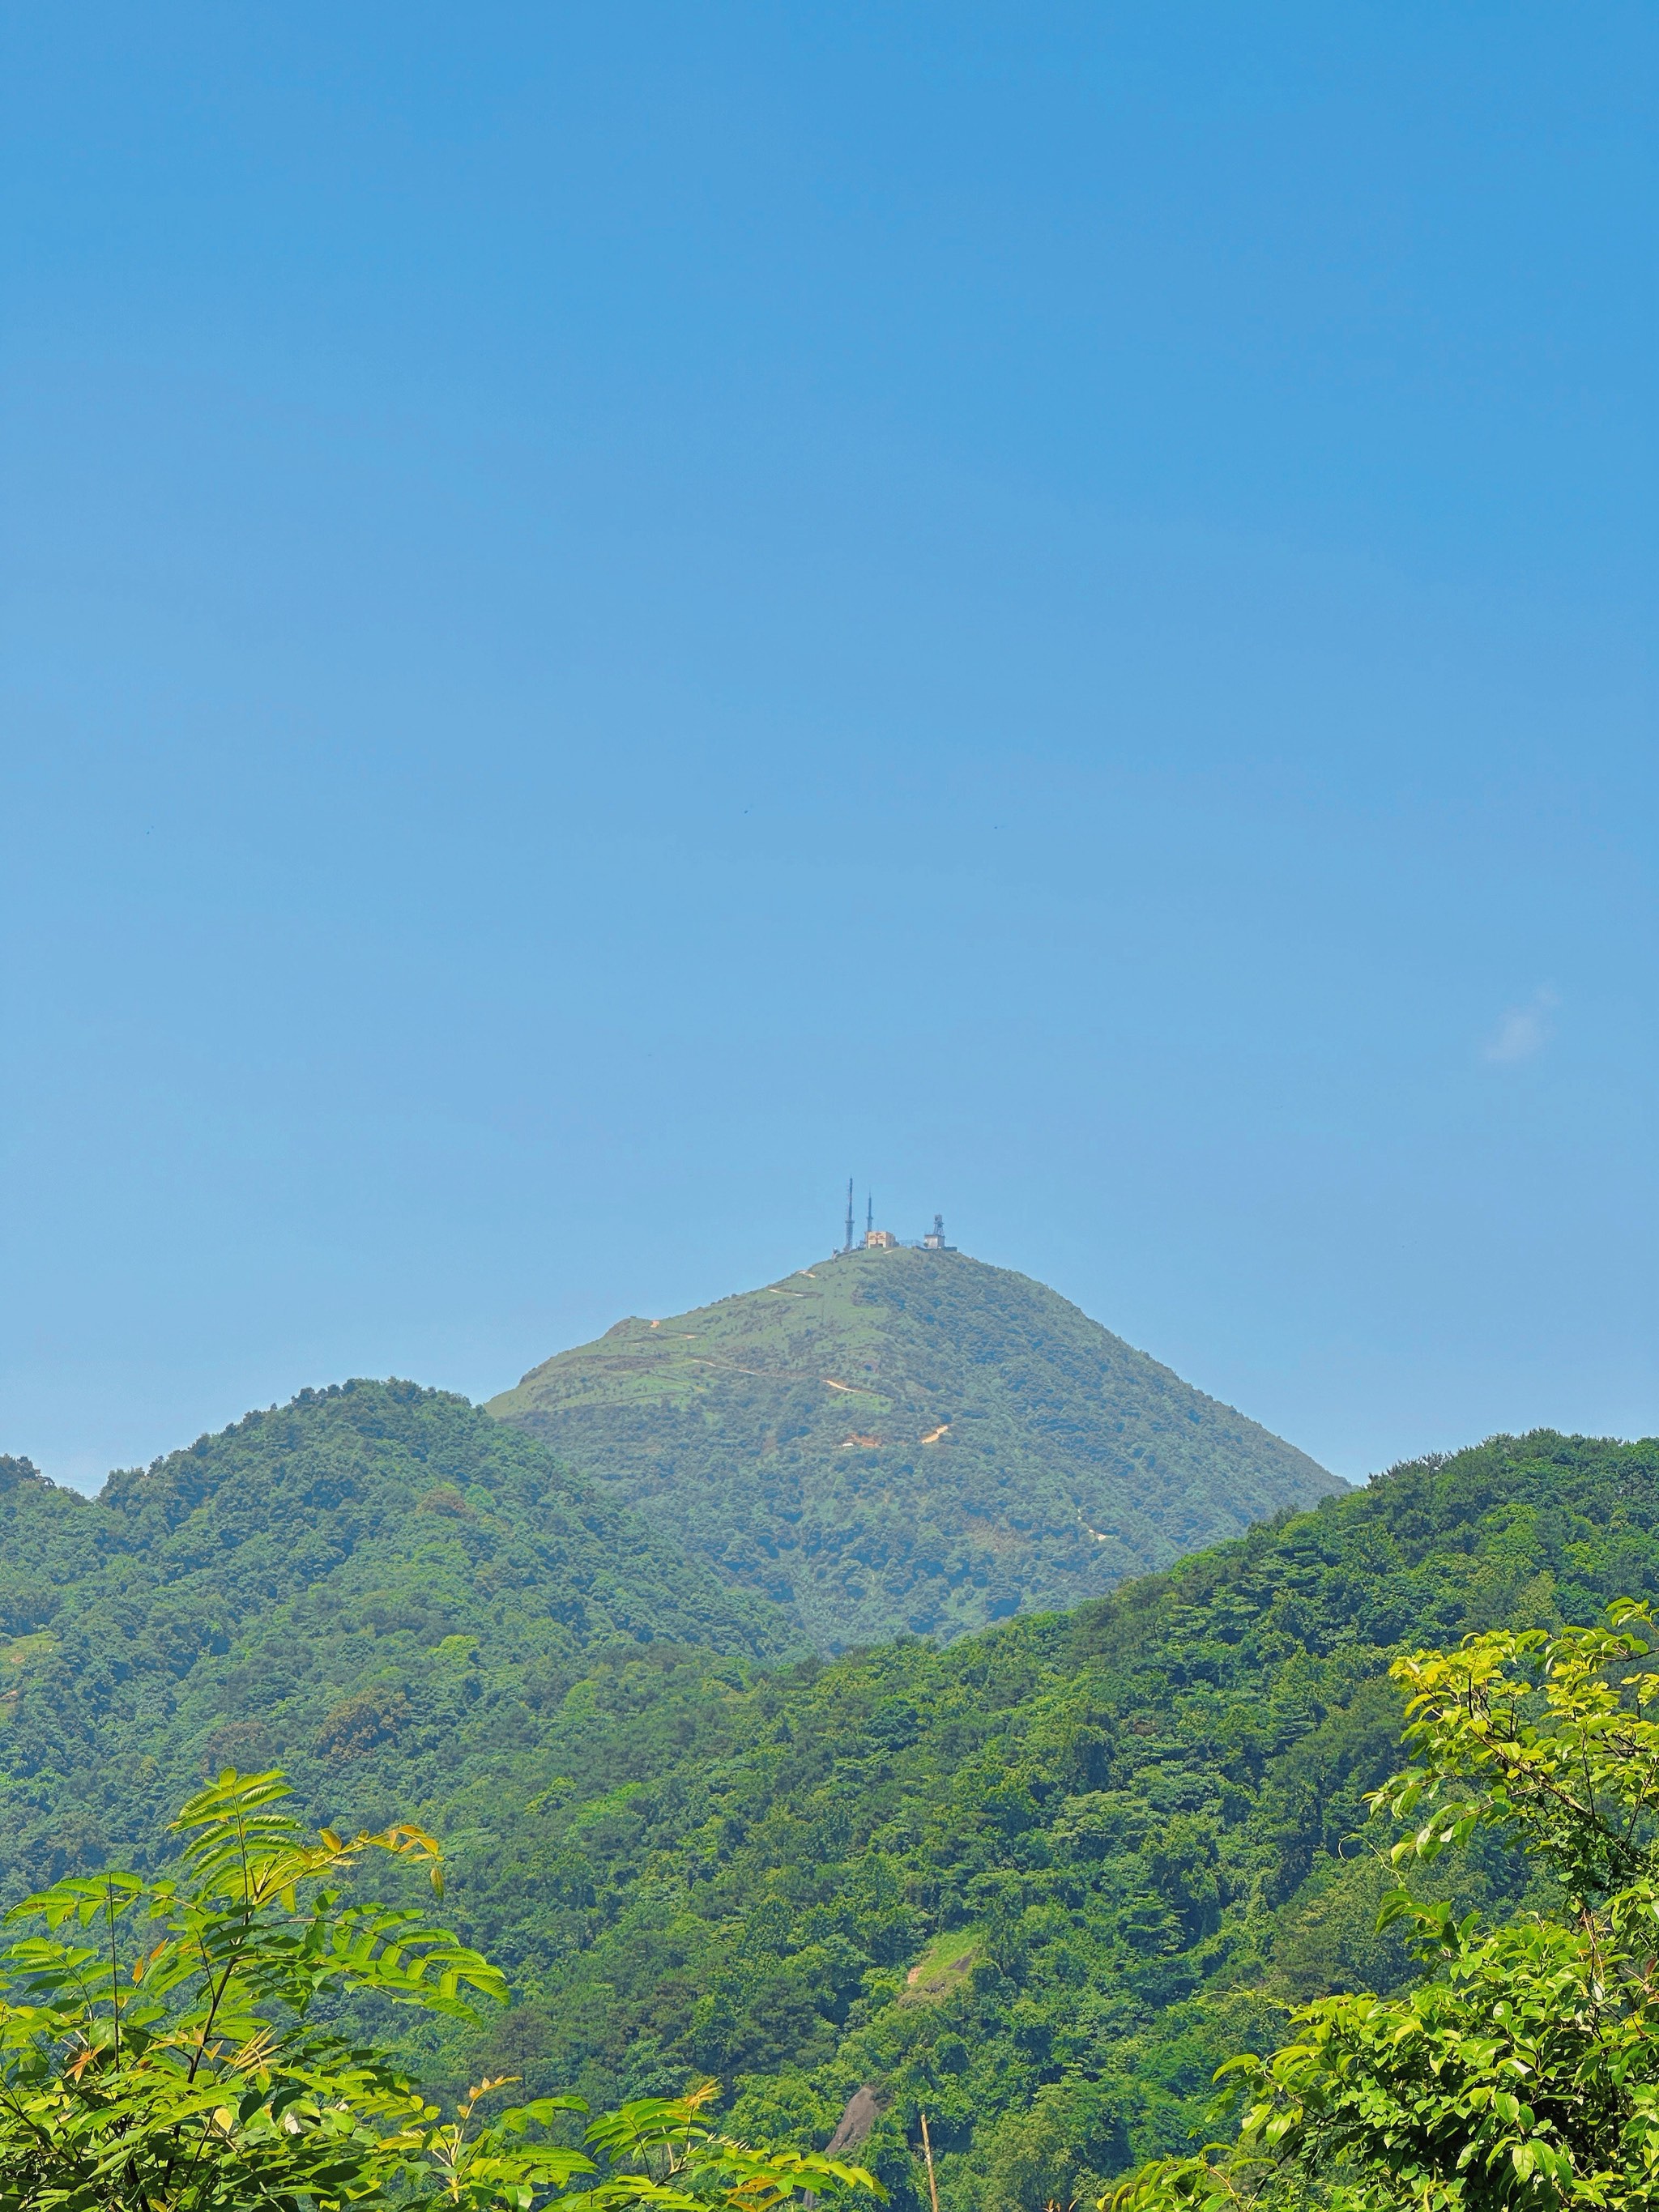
866, 1191, 874, 1238
844, 1178, 855, 1255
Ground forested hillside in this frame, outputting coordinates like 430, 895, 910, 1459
488, 1247, 1341, 1647
432, 1430, 1659, 2211
5, 1393, 1657, 2211
0, 1380, 794, 1896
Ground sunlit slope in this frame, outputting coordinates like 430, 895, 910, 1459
487, 1247, 1341, 1648
0, 1381, 795, 1901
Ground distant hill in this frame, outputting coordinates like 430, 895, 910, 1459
487, 1246, 1342, 1649
0, 1379, 794, 1899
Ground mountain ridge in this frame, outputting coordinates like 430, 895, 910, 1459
487, 1245, 1342, 1649
0, 1379, 796, 1899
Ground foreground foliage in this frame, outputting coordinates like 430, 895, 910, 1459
1112, 1603, 1659, 2212
0, 1768, 877, 2212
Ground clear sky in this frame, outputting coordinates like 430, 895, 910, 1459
2, 4, 1653, 1493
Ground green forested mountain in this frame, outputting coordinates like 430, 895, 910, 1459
0, 1380, 793, 1899
487, 1247, 1341, 1648
420, 1430, 1659, 2210
6, 1383, 1658, 2211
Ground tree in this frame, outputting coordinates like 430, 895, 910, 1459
0, 1767, 880, 2212
1109, 1601, 1659, 2212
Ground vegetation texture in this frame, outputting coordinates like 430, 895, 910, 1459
8, 1386, 1659, 2210
437, 1431, 1659, 2211
0, 1766, 878, 2212
487, 1247, 1341, 1648
1113, 1604, 1659, 2212
0, 1380, 794, 1903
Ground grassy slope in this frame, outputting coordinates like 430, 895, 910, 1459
487, 1247, 1341, 1649
433, 1430, 1659, 2211
0, 1380, 795, 1899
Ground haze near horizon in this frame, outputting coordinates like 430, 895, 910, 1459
2, 4, 1653, 1492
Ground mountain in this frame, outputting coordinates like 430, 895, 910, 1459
0, 1379, 795, 1899
6, 1384, 1656, 2206
486, 1245, 1341, 1649
447, 1429, 1659, 2211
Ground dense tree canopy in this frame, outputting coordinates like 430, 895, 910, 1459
0, 1767, 878, 2212
442, 1432, 1659, 2209
0, 1381, 793, 1899
1114, 1604, 1659, 2212
6, 1407, 1659, 2210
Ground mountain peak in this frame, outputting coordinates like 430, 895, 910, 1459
487, 1247, 1341, 1650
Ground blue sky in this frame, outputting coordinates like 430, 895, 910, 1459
2, 3, 1653, 1491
